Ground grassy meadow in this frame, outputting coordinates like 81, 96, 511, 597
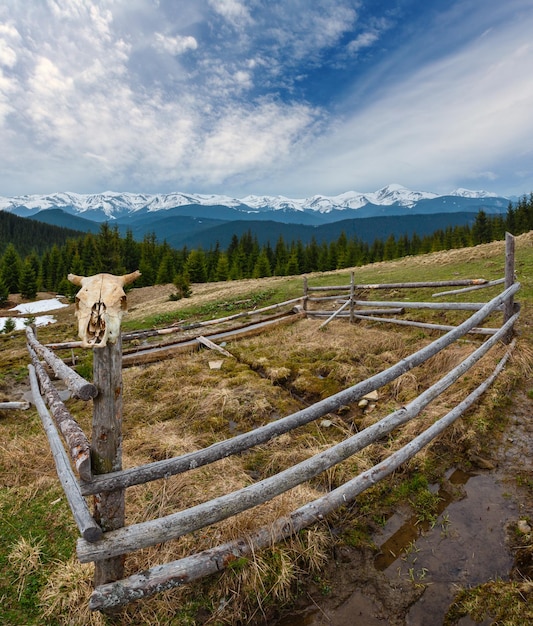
0, 232, 532, 625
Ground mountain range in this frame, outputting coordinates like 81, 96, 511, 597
0, 184, 511, 249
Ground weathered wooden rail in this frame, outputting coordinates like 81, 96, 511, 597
25, 234, 520, 612
0, 400, 30, 410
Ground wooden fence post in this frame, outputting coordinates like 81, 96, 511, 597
91, 336, 125, 587
503, 232, 515, 343
349, 271, 355, 323
303, 276, 308, 312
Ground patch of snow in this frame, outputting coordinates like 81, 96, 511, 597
450, 188, 500, 198
0, 315, 57, 331
9, 297, 69, 314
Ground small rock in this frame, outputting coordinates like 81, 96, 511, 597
320, 419, 333, 428
363, 390, 379, 401
209, 360, 223, 370
517, 519, 532, 534
358, 399, 369, 408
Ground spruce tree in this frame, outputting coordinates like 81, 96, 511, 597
19, 257, 38, 299
252, 250, 271, 278
285, 251, 300, 276
185, 249, 208, 283
156, 252, 176, 284
0, 243, 22, 294
0, 275, 8, 305
173, 272, 191, 298
472, 210, 491, 244
214, 253, 230, 281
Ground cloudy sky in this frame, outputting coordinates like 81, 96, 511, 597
1, 0, 533, 198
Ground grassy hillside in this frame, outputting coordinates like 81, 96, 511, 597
0, 233, 531, 625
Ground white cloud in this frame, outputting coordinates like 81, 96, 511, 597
191, 101, 319, 185
0, 0, 532, 197
264, 4, 533, 196
208, 0, 252, 27
154, 33, 198, 55
347, 31, 379, 55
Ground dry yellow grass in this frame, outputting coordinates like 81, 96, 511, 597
1, 234, 532, 624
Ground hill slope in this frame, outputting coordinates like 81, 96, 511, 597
0, 210, 85, 256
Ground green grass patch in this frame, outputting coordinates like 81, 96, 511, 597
444, 580, 533, 626
0, 487, 76, 625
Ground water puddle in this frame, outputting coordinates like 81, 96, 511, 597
374, 469, 518, 625
374, 468, 472, 571
270, 469, 520, 626
397, 471, 517, 624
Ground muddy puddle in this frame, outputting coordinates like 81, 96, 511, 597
271, 468, 522, 626
384, 471, 517, 625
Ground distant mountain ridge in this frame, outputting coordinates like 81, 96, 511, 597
0, 184, 511, 249
0, 184, 509, 221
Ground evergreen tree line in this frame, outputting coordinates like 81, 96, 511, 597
0, 210, 84, 257
1, 195, 532, 304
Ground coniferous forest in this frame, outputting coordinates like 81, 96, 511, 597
0, 194, 532, 304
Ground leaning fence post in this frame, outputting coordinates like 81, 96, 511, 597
303, 276, 308, 312
92, 336, 125, 587
503, 232, 515, 343
349, 271, 355, 323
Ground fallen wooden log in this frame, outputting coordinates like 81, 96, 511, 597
28, 365, 102, 543
26, 326, 97, 401
121, 312, 304, 367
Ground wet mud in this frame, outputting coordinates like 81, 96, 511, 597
269, 390, 532, 626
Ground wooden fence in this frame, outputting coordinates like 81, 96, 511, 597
26, 234, 520, 612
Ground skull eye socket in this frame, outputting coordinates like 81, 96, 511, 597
121, 294, 127, 311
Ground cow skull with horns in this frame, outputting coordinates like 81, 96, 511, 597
68, 271, 141, 348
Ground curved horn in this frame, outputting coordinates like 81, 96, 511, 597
68, 273, 85, 286
121, 270, 142, 286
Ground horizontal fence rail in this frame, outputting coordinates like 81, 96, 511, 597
46, 296, 304, 351
432, 277, 505, 297
305, 278, 490, 291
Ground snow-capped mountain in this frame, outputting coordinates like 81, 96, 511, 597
0, 184, 504, 220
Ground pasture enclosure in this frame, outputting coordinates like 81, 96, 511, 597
25, 234, 520, 613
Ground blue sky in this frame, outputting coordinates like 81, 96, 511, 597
1, 0, 532, 198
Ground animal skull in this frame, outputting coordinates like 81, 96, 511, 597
68, 271, 141, 348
